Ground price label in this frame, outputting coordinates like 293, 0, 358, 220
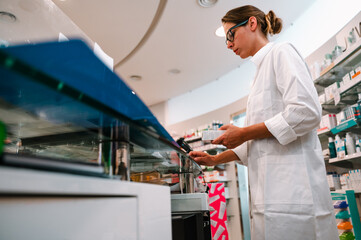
334, 89, 341, 106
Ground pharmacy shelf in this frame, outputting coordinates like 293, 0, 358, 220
331, 118, 361, 135
318, 118, 361, 139
332, 189, 361, 194
314, 39, 361, 88
317, 128, 332, 136
321, 74, 361, 111
329, 152, 361, 163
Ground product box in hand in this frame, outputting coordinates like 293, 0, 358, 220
202, 130, 225, 141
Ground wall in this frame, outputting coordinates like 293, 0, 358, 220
149, 101, 168, 126
166, 96, 247, 138
155, 0, 361, 134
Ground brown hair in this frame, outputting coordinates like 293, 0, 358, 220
222, 5, 283, 37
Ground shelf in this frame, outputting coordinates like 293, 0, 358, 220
321, 74, 361, 112
318, 118, 361, 138
338, 74, 361, 97
331, 118, 361, 135
331, 189, 361, 194
329, 152, 361, 163
314, 39, 361, 88
317, 128, 331, 136
317, 128, 332, 136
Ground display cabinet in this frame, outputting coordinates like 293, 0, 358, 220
0, 40, 204, 239
0, 40, 202, 189
307, 11, 361, 240
314, 38, 361, 169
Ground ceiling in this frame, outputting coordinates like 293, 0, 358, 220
50, 0, 314, 106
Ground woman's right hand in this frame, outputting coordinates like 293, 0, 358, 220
189, 151, 216, 166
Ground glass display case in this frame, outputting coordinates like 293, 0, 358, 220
0, 40, 202, 192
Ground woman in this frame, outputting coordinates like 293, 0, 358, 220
189, 5, 338, 240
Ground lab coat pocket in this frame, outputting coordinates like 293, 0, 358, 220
259, 155, 313, 208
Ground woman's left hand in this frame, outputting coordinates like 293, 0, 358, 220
212, 124, 247, 149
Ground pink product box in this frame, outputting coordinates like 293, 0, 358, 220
321, 114, 337, 129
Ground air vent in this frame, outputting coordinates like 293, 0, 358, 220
197, 0, 218, 8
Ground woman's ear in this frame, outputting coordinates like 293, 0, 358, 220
249, 16, 258, 32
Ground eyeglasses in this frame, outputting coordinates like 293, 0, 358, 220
225, 19, 249, 44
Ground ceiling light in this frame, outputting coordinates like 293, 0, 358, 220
215, 26, 225, 37
169, 69, 181, 74
0, 11, 17, 23
129, 75, 142, 81
197, 0, 218, 8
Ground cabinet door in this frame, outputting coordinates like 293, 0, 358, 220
0, 196, 137, 240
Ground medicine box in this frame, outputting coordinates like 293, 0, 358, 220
202, 130, 225, 141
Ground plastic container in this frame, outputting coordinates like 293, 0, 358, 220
339, 231, 355, 240
336, 210, 351, 219
355, 139, 361, 153
334, 200, 349, 209
335, 135, 347, 158
337, 221, 353, 230
328, 137, 337, 158
346, 132, 356, 155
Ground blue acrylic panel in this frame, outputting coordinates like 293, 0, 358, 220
0, 40, 175, 144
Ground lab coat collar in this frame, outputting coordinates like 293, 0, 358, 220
251, 42, 274, 68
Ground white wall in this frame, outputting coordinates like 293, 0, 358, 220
166, 96, 248, 138
163, 0, 360, 126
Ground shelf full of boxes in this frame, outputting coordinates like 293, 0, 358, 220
307, 12, 361, 240
183, 121, 242, 240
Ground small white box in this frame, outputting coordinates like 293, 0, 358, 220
355, 66, 361, 74
202, 130, 225, 141
336, 111, 346, 125
350, 69, 356, 78
325, 82, 340, 101
319, 93, 326, 104
322, 114, 337, 129
343, 73, 351, 83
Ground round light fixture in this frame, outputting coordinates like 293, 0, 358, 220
129, 75, 142, 81
197, 0, 218, 8
169, 69, 181, 74
0, 11, 17, 23
215, 26, 225, 37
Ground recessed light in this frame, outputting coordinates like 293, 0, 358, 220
0, 11, 17, 23
169, 69, 181, 74
129, 75, 142, 81
215, 26, 225, 37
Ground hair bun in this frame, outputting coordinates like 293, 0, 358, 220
265, 10, 283, 35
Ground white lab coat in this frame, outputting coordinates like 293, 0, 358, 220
232, 42, 338, 240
